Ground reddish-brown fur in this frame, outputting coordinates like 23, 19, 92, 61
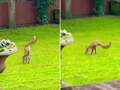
23, 36, 37, 64
85, 41, 111, 55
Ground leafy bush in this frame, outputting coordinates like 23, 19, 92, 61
36, 0, 52, 24
111, 0, 120, 15
93, 0, 104, 16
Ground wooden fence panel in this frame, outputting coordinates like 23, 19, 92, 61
61, 0, 110, 18
0, 3, 8, 27
16, 1, 37, 26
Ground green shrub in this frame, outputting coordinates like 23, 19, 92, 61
111, 0, 120, 15
36, 0, 52, 24
93, 0, 104, 16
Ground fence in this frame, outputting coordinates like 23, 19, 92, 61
0, 3, 8, 27
0, 0, 59, 27
61, 0, 110, 18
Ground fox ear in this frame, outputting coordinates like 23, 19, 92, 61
33, 35, 36, 38
33, 36, 37, 40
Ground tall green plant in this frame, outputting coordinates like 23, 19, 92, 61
36, 0, 52, 24
94, 0, 104, 16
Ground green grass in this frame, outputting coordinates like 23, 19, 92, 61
0, 25, 59, 90
62, 16, 120, 87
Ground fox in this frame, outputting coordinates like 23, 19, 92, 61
85, 40, 111, 55
23, 36, 37, 64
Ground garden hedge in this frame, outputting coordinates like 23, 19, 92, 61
111, 0, 120, 15
93, 0, 104, 16
36, 0, 51, 24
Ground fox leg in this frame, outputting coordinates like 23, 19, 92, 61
23, 56, 26, 64
25, 56, 27, 64
23, 55, 29, 64
27, 56, 30, 64
91, 48, 94, 55
26, 56, 28, 64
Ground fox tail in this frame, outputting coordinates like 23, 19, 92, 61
99, 42, 111, 49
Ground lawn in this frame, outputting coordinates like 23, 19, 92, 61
0, 25, 59, 90
61, 16, 120, 87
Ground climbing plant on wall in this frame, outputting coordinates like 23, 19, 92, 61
93, 0, 104, 16
36, 0, 52, 24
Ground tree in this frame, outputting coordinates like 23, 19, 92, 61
65, 0, 72, 18
8, 0, 16, 28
